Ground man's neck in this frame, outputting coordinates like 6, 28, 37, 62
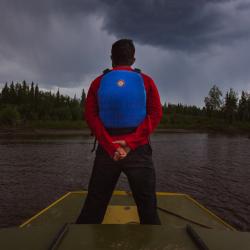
112, 65, 132, 70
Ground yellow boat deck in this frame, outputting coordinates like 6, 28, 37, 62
0, 191, 249, 250
20, 191, 233, 230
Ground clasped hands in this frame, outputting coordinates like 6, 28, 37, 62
112, 140, 131, 161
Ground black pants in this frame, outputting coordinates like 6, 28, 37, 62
76, 143, 161, 225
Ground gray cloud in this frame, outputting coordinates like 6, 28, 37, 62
99, 0, 250, 52
236, 1, 250, 10
3, 0, 248, 53
0, 0, 113, 89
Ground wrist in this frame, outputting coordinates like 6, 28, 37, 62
124, 140, 135, 150
111, 143, 120, 158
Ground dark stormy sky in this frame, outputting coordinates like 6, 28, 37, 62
1, 0, 250, 106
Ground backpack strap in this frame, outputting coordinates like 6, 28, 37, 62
91, 137, 97, 153
103, 68, 111, 75
133, 68, 141, 73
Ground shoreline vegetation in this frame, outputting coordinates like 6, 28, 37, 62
0, 119, 249, 137
0, 82, 250, 135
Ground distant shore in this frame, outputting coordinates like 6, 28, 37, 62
0, 127, 195, 137
0, 127, 249, 137
1, 118, 250, 137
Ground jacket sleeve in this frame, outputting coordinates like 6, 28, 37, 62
124, 75, 163, 150
85, 77, 120, 158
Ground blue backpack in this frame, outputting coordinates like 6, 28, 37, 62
97, 68, 147, 128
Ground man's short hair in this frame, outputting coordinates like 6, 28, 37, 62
111, 39, 135, 66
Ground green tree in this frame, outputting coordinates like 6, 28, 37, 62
238, 91, 249, 121
54, 106, 72, 120
163, 102, 167, 114
9, 82, 17, 104
224, 88, 238, 123
80, 88, 86, 106
69, 96, 81, 120
1, 82, 9, 103
34, 84, 39, 110
56, 88, 60, 106
80, 89, 86, 120
204, 85, 223, 116
34, 84, 39, 100
0, 105, 21, 126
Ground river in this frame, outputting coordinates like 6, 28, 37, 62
0, 132, 249, 230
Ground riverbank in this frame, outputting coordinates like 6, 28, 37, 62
0, 127, 249, 138
0, 127, 199, 137
0, 118, 250, 137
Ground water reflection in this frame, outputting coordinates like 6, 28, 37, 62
0, 133, 249, 230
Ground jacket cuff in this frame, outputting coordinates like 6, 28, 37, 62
106, 142, 120, 158
125, 139, 136, 151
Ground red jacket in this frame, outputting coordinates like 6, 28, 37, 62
84, 65, 163, 158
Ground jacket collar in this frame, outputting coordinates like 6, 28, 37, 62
112, 65, 133, 71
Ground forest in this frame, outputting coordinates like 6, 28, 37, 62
160, 85, 250, 132
0, 81, 86, 128
0, 82, 250, 132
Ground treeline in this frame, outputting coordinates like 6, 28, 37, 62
0, 81, 249, 128
162, 85, 250, 128
204, 85, 250, 123
0, 81, 86, 126
163, 103, 203, 116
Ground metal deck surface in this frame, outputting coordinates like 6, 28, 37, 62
19, 191, 234, 230
0, 191, 249, 250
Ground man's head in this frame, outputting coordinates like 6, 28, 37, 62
111, 39, 135, 67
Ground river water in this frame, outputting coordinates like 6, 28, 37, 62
0, 132, 249, 230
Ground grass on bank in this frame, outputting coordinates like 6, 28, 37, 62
158, 113, 250, 133
0, 120, 89, 130
0, 113, 250, 133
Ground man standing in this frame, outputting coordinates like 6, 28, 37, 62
76, 39, 162, 224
